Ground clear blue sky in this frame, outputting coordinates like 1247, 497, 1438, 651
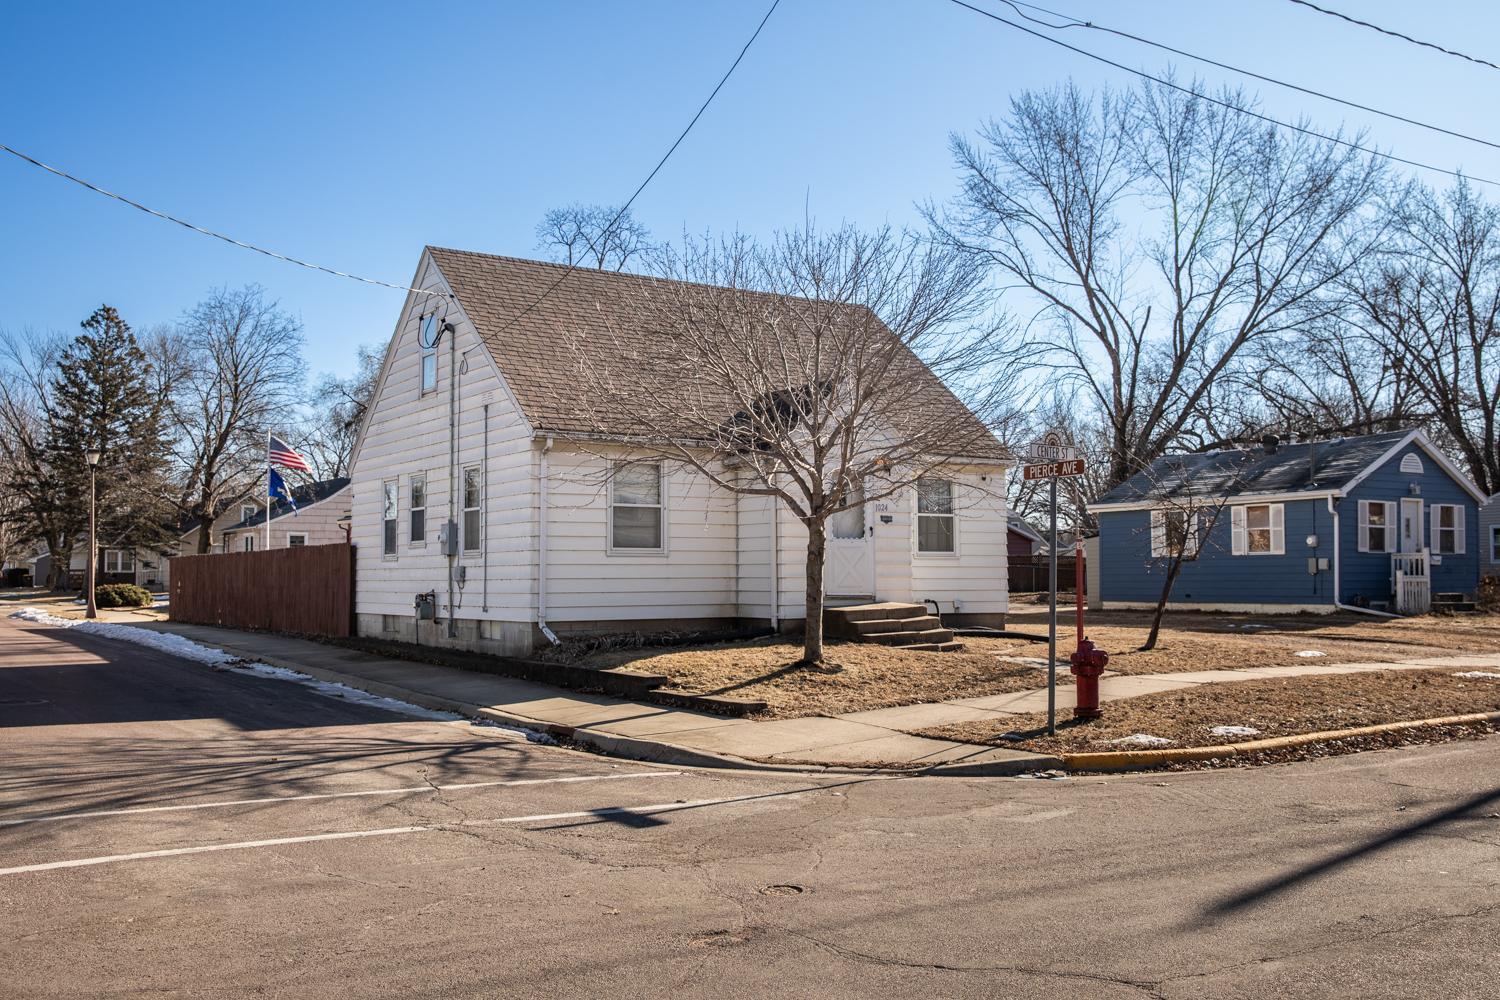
3, 1, 1496, 381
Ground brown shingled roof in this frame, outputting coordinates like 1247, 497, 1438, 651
427, 247, 1008, 461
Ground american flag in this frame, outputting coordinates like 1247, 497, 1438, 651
268, 434, 311, 473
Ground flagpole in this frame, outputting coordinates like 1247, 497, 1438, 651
265, 430, 272, 552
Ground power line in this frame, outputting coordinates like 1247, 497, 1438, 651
0, 142, 445, 298
487, 0, 781, 337
942, 0, 1500, 189
991, 0, 1500, 153
1286, 0, 1500, 72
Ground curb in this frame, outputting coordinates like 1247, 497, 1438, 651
167, 635, 1058, 778
1060, 711, 1500, 771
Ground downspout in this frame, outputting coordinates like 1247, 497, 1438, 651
536, 436, 559, 645
769, 486, 780, 632
481, 402, 489, 613
1329, 495, 1399, 619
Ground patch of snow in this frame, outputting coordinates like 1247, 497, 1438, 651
469, 718, 560, 745
9, 607, 457, 721
1109, 733, 1173, 748
1210, 725, 1261, 737
1454, 671, 1500, 680
1294, 650, 1327, 658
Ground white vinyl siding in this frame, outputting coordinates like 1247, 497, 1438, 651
610, 462, 664, 551
1231, 503, 1284, 555
1358, 500, 1397, 553
916, 478, 956, 554
1432, 504, 1464, 554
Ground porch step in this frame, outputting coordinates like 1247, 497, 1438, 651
862, 628, 957, 647
823, 602, 965, 652
1432, 592, 1478, 614
903, 641, 968, 653
824, 602, 929, 626
843, 615, 943, 636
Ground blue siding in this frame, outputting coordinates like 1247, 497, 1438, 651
1096, 440, 1481, 608
1339, 443, 1479, 603
1097, 499, 1335, 606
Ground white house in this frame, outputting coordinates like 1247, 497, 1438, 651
218, 478, 352, 552
349, 248, 1012, 656
176, 492, 267, 557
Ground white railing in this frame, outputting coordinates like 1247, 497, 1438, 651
1392, 548, 1431, 615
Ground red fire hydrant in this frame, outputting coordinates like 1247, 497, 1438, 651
1069, 638, 1110, 720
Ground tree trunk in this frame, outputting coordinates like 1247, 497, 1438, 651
196, 517, 212, 554
1141, 560, 1184, 651
49, 540, 71, 592
803, 518, 827, 665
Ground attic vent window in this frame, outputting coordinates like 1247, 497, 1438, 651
1400, 453, 1424, 475
419, 314, 439, 395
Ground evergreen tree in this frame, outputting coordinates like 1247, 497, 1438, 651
49, 306, 174, 561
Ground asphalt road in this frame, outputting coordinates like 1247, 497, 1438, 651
2, 614, 1498, 999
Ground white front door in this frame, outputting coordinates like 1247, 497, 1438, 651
1400, 498, 1424, 552
825, 483, 874, 600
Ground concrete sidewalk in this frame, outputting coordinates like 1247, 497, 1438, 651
134, 622, 1056, 775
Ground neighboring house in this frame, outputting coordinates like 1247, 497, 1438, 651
1007, 516, 1044, 559
31, 539, 172, 590
349, 247, 1013, 656
1481, 493, 1500, 580
175, 493, 267, 556
1090, 429, 1484, 614
219, 478, 352, 552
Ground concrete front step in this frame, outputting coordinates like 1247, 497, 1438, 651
824, 602, 965, 652
862, 628, 957, 646
903, 641, 968, 653
845, 615, 943, 636
825, 602, 930, 625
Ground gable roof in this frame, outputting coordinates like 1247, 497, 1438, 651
222, 478, 350, 531
1092, 429, 1485, 509
425, 247, 1008, 462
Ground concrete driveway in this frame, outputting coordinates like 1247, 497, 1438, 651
2, 614, 1498, 998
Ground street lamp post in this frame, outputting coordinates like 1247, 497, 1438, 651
85, 448, 101, 620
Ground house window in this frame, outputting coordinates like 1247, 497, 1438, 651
1232, 502, 1284, 555
410, 474, 427, 545
462, 466, 482, 552
1491, 525, 1500, 563
420, 315, 438, 395
287, 533, 307, 547
1150, 509, 1200, 559
1433, 504, 1464, 554
611, 462, 663, 550
241, 503, 256, 524
103, 550, 135, 574
1359, 500, 1396, 553
242, 535, 255, 552
382, 480, 398, 556
916, 478, 956, 554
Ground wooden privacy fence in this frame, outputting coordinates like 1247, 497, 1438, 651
170, 543, 355, 637
1009, 554, 1084, 594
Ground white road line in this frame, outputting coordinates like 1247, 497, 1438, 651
0, 771, 683, 828
0, 791, 803, 876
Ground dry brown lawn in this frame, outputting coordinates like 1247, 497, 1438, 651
559, 635, 1048, 718
919, 668, 1500, 756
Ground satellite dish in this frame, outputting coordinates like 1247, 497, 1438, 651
418, 313, 443, 350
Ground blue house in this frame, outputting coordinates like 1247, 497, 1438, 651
1090, 430, 1485, 615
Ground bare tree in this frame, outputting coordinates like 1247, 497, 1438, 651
931, 77, 1385, 490
535, 204, 654, 271
1349, 178, 1500, 494
0, 329, 76, 589
167, 286, 305, 552
298, 343, 382, 479
563, 225, 1026, 666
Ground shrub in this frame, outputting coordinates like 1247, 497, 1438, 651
95, 583, 153, 608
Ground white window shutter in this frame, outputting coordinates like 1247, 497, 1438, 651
1456, 505, 1466, 554
1150, 509, 1166, 557
1429, 506, 1437, 554
1188, 513, 1201, 558
1385, 502, 1398, 553
1231, 506, 1247, 555
1270, 503, 1285, 555
1357, 500, 1369, 553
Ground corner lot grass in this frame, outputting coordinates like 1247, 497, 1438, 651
919, 668, 1500, 759
552, 635, 1046, 718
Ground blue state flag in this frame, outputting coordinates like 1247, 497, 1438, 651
269, 467, 298, 515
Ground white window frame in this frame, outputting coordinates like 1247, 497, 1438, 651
409, 473, 427, 547
1149, 509, 1201, 559
286, 533, 307, 548
461, 465, 482, 554
915, 477, 957, 556
241, 503, 256, 524
419, 315, 438, 396
608, 461, 666, 555
242, 535, 255, 553
1357, 500, 1397, 553
104, 549, 135, 574
1491, 524, 1500, 563
382, 480, 398, 558
1231, 502, 1285, 555
1432, 503, 1464, 555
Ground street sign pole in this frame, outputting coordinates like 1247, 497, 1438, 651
1047, 474, 1057, 736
